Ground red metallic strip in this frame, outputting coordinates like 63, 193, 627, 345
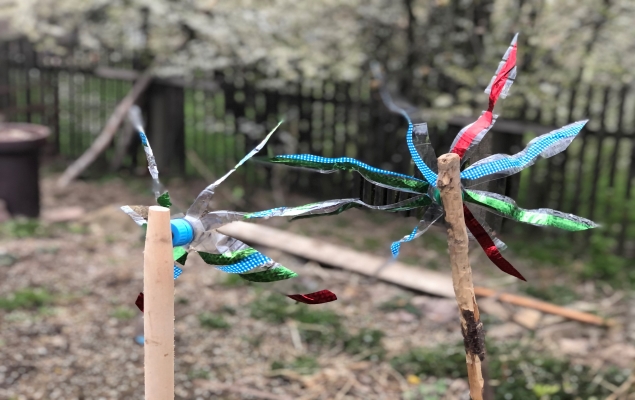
135, 292, 144, 312
287, 289, 338, 304
451, 41, 517, 158
451, 111, 494, 159
463, 205, 526, 281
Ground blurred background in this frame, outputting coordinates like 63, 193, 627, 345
0, 0, 634, 399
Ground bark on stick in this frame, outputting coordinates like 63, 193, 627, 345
437, 153, 485, 400
144, 206, 174, 400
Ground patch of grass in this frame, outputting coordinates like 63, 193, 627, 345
271, 355, 320, 375
0, 218, 47, 238
379, 296, 421, 317
403, 379, 450, 400
111, 306, 135, 320
391, 341, 631, 399
187, 369, 210, 380
362, 237, 381, 251
344, 329, 385, 361
0, 252, 18, 267
0, 288, 54, 311
250, 293, 346, 347
198, 312, 230, 329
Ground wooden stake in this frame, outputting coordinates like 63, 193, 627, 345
437, 153, 485, 400
144, 206, 174, 400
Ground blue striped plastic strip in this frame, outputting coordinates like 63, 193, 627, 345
390, 225, 418, 258
174, 265, 183, 280
276, 154, 427, 182
216, 252, 272, 274
460, 120, 587, 181
404, 116, 439, 186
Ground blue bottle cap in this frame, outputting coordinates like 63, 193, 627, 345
171, 218, 194, 246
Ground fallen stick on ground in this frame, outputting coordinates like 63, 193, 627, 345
218, 221, 613, 327
56, 69, 153, 189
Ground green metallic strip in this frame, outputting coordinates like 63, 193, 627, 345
173, 247, 188, 265
269, 157, 428, 193
463, 190, 597, 231
198, 248, 258, 266
239, 266, 298, 282
157, 192, 172, 208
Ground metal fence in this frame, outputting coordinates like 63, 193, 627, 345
2, 39, 635, 258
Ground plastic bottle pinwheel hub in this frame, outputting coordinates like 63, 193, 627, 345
170, 218, 194, 246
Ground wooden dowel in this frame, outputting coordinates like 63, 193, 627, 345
437, 153, 485, 400
144, 206, 174, 400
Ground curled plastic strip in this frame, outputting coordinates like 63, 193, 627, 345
371, 63, 439, 185
464, 203, 507, 251
215, 252, 278, 274
129, 106, 164, 199
120, 205, 148, 226
199, 247, 258, 265
460, 120, 588, 182
244, 195, 431, 220
186, 121, 283, 219
135, 292, 144, 312
390, 204, 445, 258
463, 204, 526, 281
287, 289, 338, 304
450, 34, 518, 158
463, 190, 598, 231
412, 123, 438, 173
239, 266, 298, 282
173, 246, 188, 265
269, 155, 429, 193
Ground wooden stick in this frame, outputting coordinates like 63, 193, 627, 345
437, 153, 484, 400
144, 206, 174, 400
56, 69, 152, 189
217, 221, 614, 326
473, 287, 612, 326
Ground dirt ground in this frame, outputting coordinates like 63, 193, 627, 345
0, 175, 633, 399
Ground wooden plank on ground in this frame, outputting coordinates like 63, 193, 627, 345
220, 221, 460, 299
218, 221, 613, 326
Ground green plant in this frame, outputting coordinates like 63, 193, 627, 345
379, 296, 421, 317
271, 355, 320, 375
187, 369, 210, 380
344, 329, 385, 360
198, 312, 230, 329
391, 341, 632, 399
0, 288, 53, 311
111, 306, 135, 320
0, 218, 46, 238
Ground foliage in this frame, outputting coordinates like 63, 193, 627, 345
391, 341, 631, 399
110, 306, 136, 320
0, 288, 54, 311
198, 312, 230, 330
3, 0, 633, 109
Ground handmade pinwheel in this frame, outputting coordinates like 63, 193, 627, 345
122, 105, 439, 309
267, 34, 598, 280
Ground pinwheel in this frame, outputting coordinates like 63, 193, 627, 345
267, 34, 598, 280
122, 105, 441, 309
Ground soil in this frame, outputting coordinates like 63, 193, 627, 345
0, 174, 632, 399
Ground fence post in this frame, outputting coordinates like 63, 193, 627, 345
0, 42, 9, 121
145, 82, 185, 175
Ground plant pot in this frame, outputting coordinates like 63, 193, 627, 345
0, 123, 50, 218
